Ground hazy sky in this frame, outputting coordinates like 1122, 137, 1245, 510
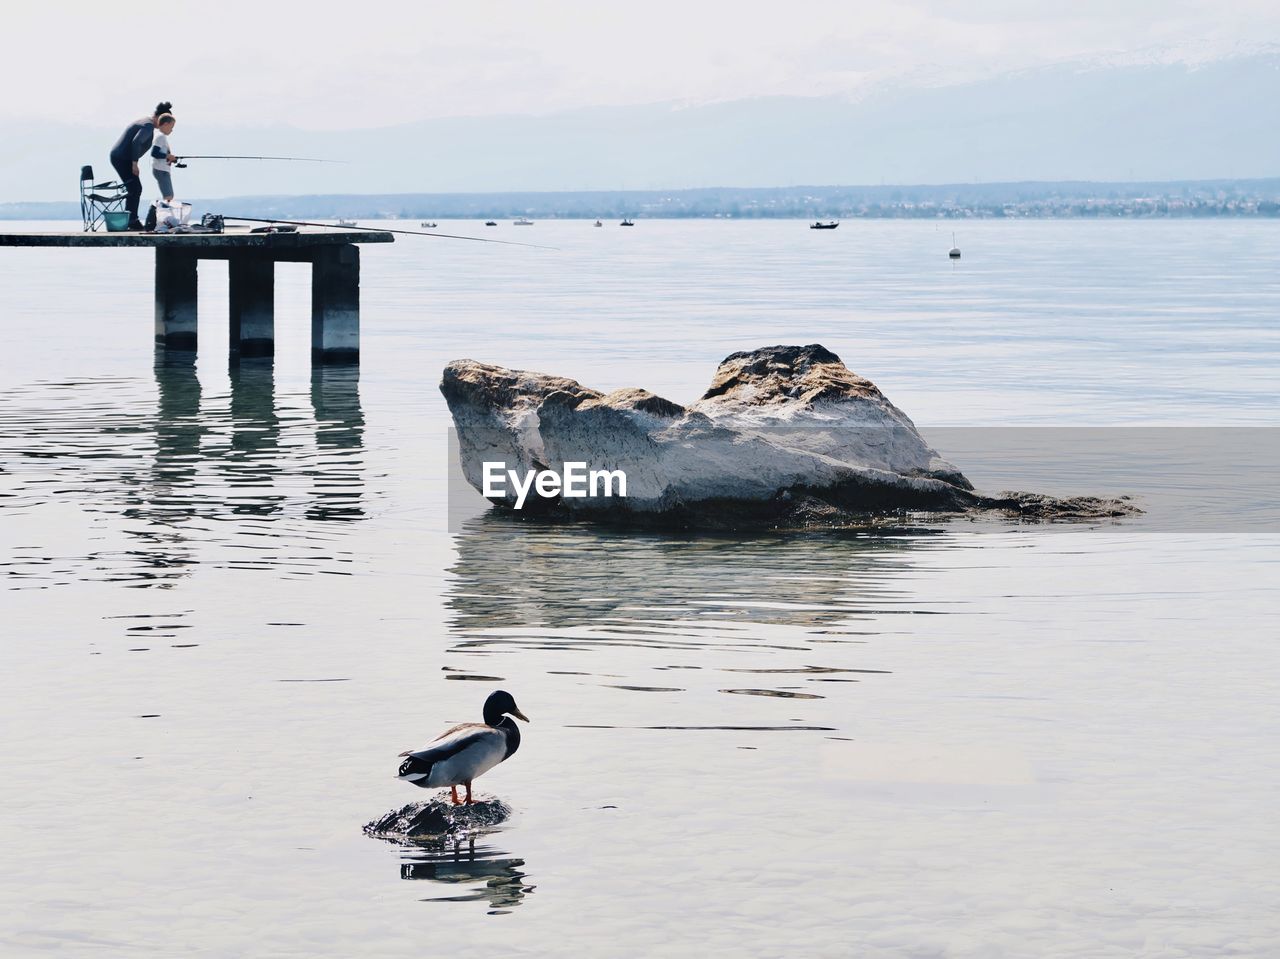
4, 1, 1278, 129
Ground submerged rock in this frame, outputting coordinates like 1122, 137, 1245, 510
364, 797, 513, 842
441, 344, 1138, 530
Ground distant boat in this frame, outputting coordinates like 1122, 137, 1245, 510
948, 231, 961, 259
484, 220, 497, 226
810, 221, 839, 230
420, 221, 437, 228
337, 218, 357, 227
594, 220, 603, 227
620, 218, 634, 226
513, 217, 533, 225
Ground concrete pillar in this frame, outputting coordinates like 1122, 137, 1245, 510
311, 245, 360, 364
154, 249, 198, 350
229, 255, 275, 357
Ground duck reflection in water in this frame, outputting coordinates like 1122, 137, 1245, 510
398, 834, 534, 913
366, 798, 534, 914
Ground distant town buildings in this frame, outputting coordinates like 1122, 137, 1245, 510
4, 181, 1278, 222
614, 185, 1280, 219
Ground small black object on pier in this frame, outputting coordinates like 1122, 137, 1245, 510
0, 228, 394, 364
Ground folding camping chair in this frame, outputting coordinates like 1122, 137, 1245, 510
79, 165, 129, 231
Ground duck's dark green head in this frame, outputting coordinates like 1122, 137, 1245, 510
483, 689, 530, 726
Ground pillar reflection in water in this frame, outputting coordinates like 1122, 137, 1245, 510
141, 358, 367, 524
150, 351, 204, 496
118, 351, 205, 584
0, 349, 369, 587
126, 355, 367, 580
223, 357, 283, 515
308, 365, 365, 521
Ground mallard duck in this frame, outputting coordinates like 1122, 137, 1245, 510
397, 690, 529, 805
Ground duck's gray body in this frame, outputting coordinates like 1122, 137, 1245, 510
397, 718, 521, 788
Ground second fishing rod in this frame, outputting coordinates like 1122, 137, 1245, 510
218, 216, 559, 251
173, 157, 558, 249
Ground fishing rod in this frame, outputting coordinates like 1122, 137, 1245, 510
174, 154, 342, 168
176, 155, 342, 162
220, 215, 559, 251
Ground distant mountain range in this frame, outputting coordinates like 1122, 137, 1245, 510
2, 52, 1275, 205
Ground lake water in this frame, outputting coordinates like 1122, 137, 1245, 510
2, 219, 1278, 957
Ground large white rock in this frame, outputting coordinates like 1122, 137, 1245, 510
441, 345, 1134, 529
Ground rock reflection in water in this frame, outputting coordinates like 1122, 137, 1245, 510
446, 513, 941, 642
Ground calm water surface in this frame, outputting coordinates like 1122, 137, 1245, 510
2, 220, 1278, 957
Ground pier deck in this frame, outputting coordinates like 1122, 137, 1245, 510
0, 228, 395, 363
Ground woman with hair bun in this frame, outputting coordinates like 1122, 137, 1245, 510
108, 101, 174, 230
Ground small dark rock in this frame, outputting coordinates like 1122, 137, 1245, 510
984, 491, 1139, 520
363, 797, 513, 842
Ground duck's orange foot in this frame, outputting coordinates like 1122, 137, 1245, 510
450, 786, 462, 805
464, 783, 474, 805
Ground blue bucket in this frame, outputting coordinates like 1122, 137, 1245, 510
104, 211, 131, 232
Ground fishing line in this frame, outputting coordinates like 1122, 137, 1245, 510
220, 216, 559, 250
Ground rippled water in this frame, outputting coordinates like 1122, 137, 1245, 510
2, 219, 1278, 957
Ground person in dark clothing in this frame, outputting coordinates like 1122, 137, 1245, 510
109, 101, 173, 230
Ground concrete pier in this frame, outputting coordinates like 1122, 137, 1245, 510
0, 228, 394, 364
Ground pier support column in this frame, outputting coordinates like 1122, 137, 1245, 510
311, 245, 360, 364
154, 249, 198, 350
229, 255, 275, 358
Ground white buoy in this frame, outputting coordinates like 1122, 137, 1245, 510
948, 231, 961, 259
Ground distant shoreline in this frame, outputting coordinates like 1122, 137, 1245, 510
7, 178, 1278, 221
